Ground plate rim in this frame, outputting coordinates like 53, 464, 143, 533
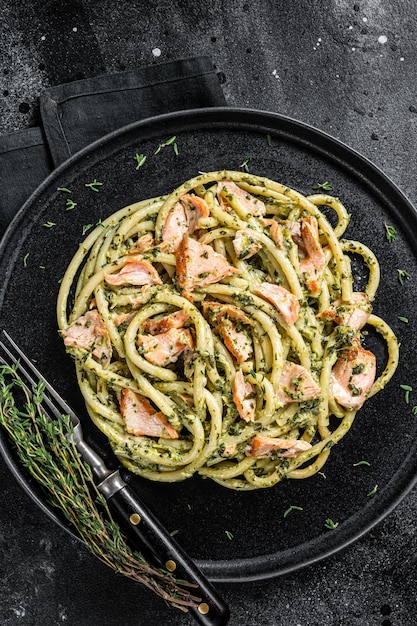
1, 106, 417, 583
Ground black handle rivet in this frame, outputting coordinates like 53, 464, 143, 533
165, 560, 177, 572
198, 603, 210, 615
129, 513, 141, 525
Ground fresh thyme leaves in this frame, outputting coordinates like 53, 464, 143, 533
155, 136, 177, 155
367, 484, 378, 497
66, 199, 77, 211
43, 221, 56, 228
397, 269, 411, 285
353, 460, 371, 467
312, 181, 332, 191
240, 157, 252, 173
134, 153, 147, 169
283, 505, 303, 518
398, 316, 409, 323
0, 365, 199, 612
225, 530, 234, 540
412, 406, 417, 415
85, 179, 103, 192
384, 223, 397, 242
400, 384, 413, 404
266, 133, 272, 146
82, 224, 94, 235
57, 187, 72, 193
324, 518, 339, 530
23, 252, 29, 267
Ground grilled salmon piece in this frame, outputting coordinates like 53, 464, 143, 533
202, 301, 253, 326
128, 233, 155, 254
162, 194, 210, 251
142, 309, 191, 335
298, 216, 326, 294
62, 309, 111, 367
176, 236, 239, 300
248, 435, 312, 458
217, 181, 266, 217
120, 388, 178, 438
330, 343, 376, 410
232, 369, 256, 421
317, 292, 372, 331
202, 301, 253, 363
262, 218, 286, 250
254, 283, 300, 325
137, 327, 194, 367
277, 361, 321, 404
105, 257, 162, 287
232, 230, 262, 260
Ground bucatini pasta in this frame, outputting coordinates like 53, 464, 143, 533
57, 170, 399, 490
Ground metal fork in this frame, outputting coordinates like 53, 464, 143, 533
0, 330, 229, 626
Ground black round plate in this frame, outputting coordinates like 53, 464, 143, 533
1, 108, 416, 582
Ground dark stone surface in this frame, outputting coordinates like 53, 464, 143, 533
1, 1, 417, 624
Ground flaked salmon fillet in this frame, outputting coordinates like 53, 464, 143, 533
128, 233, 155, 254
162, 193, 210, 251
175, 236, 239, 300
330, 342, 376, 410
137, 327, 194, 367
202, 301, 253, 363
217, 181, 266, 217
120, 388, 178, 439
61, 309, 112, 367
298, 216, 326, 294
142, 309, 191, 335
248, 435, 312, 458
254, 283, 300, 325
105, 257, 162, 287
232, 369, 256, 421
276, 361, 321, 404
317, 292, 372, 331
232, 230, 262, 260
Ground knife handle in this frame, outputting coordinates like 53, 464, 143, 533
106, 482, 230, 626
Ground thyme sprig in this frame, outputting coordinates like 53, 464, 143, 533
0, 364, 199, 612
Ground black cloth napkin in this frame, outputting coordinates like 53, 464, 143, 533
0, 56, 226, 236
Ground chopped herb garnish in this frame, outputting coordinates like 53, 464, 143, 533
85, 179, 103, 192
400, 384, 413, 404
318, 471, 326, 479
384, 223, 397, 242
173, 142, 179, 156
283, 505, 303, 518
57, 187, 72, 193
266, 133, 272, 146
170, 529, 179, 537
324, 518, 339, 530
225, 530, 233, 540
398, 316, 409, 323
155, 136, 177, 154
23, 253, 29, 267
82, 224, 94, 235
43, 221, 56, 228
367, 484, 378, 497
353, 460, 370, 467
66, 199, 78, 211
412, 406, 417, 415
134, 153, 147, 169
240, 156, 252, 173
312, 181, 332, 191
398, 269, 411, 285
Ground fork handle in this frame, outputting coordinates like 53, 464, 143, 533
102, 477, 229, 626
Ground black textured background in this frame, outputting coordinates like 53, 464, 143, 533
1, 2, 417, 625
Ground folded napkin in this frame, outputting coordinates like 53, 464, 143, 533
0, 56, 226, 236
